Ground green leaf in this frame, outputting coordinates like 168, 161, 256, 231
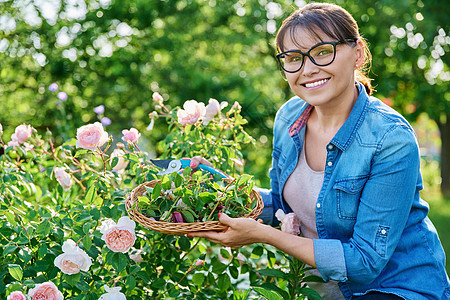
220, 248, 231, 259
257, 268, 288, 279
161, 176, 171, 190
162, 260, 176, 274
128, 265, 141, 274
252, 287, 284, 300
251, 245, 264, 258
111, 253, 128, 273
85, 185, 97, 203
180, 210, 195, 223
3, 244, 18, 256
111, 157, 119, 168
152, 183, 162, 200
267, 250, 276, 268
299, 287, 323, 300
75, 280, 90, 292
8, 264, 23, 281
151, 277, 166, 289
38, 244, 47, 257
124, 153, 140, 163
65, 273, 81, 287
5, 211, 16, 226
303, 275, 325, 283
229, 265, 239, 279
83, 222, 91, 234
174, 173, 183, 187
126, 275, 136, 290
178, 235, 191, 251
236, 174, 253, 186
74, 149, 90, 157
192, 273, 205, 286
184, 125, 192, 134
83, 235, 92, 251
217, 273, 231, 291
36, 220, 51, 237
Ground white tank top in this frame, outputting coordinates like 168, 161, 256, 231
283, 143, 345, 300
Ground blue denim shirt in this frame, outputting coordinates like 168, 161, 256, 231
258, 83, 450, 299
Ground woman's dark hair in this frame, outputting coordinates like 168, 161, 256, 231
275, 3, 374, 95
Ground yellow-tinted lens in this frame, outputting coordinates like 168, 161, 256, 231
310, 44, 335, 65
281, 52, 303, 71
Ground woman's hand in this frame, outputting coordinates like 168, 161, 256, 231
188, 213, 266, 249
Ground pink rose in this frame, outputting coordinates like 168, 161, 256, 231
177, 100, 206, 125
54, 167, 72, 191
11, 124, 32, 144
28, 281, 64, 300
100, 216, 136, 253
275, 209, 300, 236
54, 239, 92, 275
231, 101, 242, 110
121, 128, 140, 143
152, 92, 164, 102
7, 140, 20, 148
99, 285, 126, 300
195, 259, 204, 266
76, 122, 108, 150
7, 291, 26, 300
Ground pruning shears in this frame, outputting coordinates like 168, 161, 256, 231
150, 159, 229, 179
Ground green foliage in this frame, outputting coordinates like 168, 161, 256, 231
0, 94, 321, 298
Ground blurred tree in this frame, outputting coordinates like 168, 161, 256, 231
0, 0, 448, 193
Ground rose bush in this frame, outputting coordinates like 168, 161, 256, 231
0, 87, 322, 299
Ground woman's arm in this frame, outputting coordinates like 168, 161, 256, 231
188, 213, 316, 268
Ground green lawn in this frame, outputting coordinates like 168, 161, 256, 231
423, 192, 450, 274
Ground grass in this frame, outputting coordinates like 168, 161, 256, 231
422, 191, 450, 274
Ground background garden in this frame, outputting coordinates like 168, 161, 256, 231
0, 0, 449, 298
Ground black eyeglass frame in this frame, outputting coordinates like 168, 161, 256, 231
276, 38, 357, 73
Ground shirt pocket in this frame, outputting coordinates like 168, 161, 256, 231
333, 176, 368, 220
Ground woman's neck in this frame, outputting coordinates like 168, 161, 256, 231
310, 84, 359, 133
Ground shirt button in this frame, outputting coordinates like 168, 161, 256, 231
381, 229, 387, 235
317, 203, 321, 208
327, 161, 333, 167
328, 145, 333, 150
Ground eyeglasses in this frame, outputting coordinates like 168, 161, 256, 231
276, 39, 357, 73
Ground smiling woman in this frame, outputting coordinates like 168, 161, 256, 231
189, 3, 450, 300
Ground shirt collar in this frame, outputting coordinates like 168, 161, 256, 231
288, 82, 369, 151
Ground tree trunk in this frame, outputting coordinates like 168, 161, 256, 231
438, 120, 450, 198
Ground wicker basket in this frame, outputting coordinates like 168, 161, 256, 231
125, 179, 264, 235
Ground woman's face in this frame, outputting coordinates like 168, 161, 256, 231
282, 27, 363, 109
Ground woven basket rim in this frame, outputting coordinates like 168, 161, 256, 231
125, 178, 264, 235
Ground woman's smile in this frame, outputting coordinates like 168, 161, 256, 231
301, 78, 330, 89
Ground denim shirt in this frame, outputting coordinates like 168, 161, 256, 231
258, 83, 450, 299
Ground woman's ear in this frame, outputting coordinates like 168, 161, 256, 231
354, 39, 365, 69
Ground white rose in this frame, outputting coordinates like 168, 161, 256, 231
110, 149, 129, 171
54, 239, 92, 275
202, 98, 221, 125
99, 285, 126, 300
54, 167, 72, 191
275, 209, 300, 236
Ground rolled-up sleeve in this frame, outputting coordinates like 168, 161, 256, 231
314, 239, 348, 282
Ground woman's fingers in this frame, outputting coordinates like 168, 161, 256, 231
190, 156, 214, 168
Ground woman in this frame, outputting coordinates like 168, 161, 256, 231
190, 3, 450, 299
